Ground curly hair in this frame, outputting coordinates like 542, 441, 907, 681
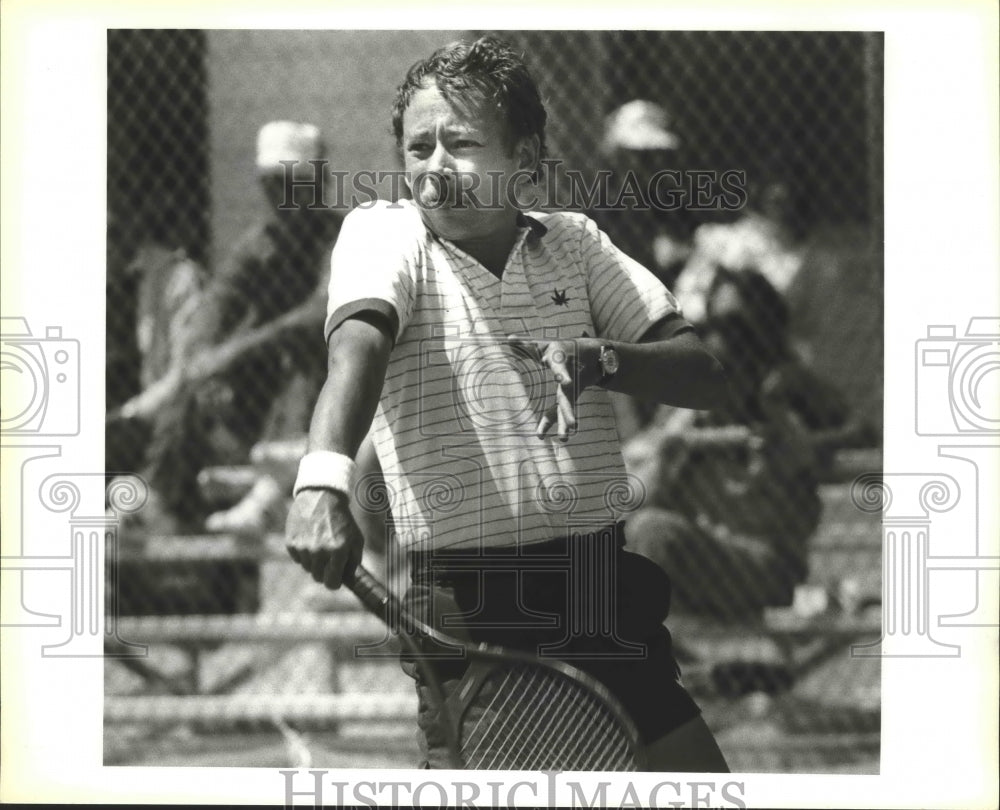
391, 36, 548, 163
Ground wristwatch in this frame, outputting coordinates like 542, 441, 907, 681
597, 345, 620, 385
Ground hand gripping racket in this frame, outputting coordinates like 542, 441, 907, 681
343, 565, 647, 771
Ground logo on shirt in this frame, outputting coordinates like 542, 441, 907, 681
551, 289, 570, 306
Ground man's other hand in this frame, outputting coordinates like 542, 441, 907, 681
506, 334, 603, 442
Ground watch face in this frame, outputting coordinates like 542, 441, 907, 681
602, 347, 620, 375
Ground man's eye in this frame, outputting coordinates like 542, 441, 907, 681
454, 140, 481, 149
408, 143, 431, 156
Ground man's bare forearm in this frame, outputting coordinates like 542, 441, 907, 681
601, 330, 726, 410
307, 317, 393, 458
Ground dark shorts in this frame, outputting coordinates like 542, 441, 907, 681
399, 525, 702, 768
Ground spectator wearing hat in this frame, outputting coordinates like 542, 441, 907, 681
591, 101, 701, 440
593, 100, 698, 291
122, 120, 345, 533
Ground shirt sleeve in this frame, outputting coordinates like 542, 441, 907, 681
579, 215, 689, 344
324, 201, 418, 344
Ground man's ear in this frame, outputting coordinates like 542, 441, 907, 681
516, 134, 541, 174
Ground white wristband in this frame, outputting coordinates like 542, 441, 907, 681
293, 451, 358, 498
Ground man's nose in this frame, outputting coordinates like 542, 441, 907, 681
426, 143, 455, 175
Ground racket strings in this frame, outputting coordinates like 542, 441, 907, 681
459, 663, 638, 770
464, 666, 548, 769
535, 673, 633, 770
521, 676, 628, 771
460, 667, 528, 766
486, 670, 575, 770
539, 675, 632, 771
521, 675, 617, 770
521, 679, 581, 769
496, 668, 633, 770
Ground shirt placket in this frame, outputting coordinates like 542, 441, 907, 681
499, 262, 537, 340
437, 226, 534, 336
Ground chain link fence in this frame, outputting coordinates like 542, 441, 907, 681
105, 29, 883, 773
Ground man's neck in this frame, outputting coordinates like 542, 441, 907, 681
451, 220, 520, 278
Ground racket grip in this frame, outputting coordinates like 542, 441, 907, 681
343, 565, 397, 625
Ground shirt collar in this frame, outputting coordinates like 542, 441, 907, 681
516, 211, 548, 242
414, 203, 548, 251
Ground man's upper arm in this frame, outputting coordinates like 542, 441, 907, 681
637, 312, 696, 344
329, 311, 396, 357
324, 204, 417, 347
579, 214, 685, 344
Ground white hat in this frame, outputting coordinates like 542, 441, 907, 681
602, 100, 681, 153
256, 121, 324, 172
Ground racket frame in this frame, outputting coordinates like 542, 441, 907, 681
343, 564, 648, 771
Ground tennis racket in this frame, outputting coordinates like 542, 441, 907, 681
342, 565, 647, 771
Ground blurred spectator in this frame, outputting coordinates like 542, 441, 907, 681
106, 211, 146, 473
592, 101, 701, 440
625, 268, 874, 619
107, 239, 207, 473
119, 121, 343, 534
132, 244, 207, 391
673, 175, 807, 326
106, 212, 142, 412
592, 100, 698, 289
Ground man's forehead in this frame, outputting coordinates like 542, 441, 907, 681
403, 81, 502, 133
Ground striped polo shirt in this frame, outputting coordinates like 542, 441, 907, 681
325, 199, 687, 552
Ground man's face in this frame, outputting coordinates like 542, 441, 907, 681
401, 81, 536, 242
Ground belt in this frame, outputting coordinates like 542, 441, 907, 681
408, 521, 626, 581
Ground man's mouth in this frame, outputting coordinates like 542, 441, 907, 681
417, 172, 450, 208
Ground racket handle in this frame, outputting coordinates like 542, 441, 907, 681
343, 564, 397, 626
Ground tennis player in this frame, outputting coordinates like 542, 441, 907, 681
286, 36, 729, 771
